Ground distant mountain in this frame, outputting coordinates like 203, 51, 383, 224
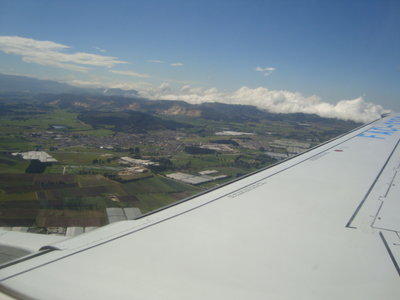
101, 88, 139, 97
0, 73, 90, 95
0, 73, 139, 97
199, 102, 268, 122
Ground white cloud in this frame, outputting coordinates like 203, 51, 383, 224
255, 66, 275, 76
67, 76, 387, 122
163, 78, 203, 85
95, 46, 107, 53
69, 79, 104, 87
147, 59, 165, 63
0, 36, 126, 72
138, 84, 388, 123
147, 60, 183, 67
170, 62, 184, 67
109, 69, 150, 78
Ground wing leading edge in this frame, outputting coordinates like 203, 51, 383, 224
1, 114, 400, 299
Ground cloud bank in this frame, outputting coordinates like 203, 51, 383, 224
139, 84, 388, 123
0, 36, 126, 72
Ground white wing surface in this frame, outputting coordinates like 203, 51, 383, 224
1, 114, 400, 299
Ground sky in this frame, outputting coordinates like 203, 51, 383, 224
0, 0, 399, 122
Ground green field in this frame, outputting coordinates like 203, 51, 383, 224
36, 209, 106, 227
0, 171, 202, 226
135, 193, 179, 212
0, 136, 35, 152
0, 153, 30, 173
0, 109, 91, 131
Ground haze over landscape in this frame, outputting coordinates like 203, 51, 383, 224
0, 0, 399, 122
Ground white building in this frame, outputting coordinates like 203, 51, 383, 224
12, 151, 57, 163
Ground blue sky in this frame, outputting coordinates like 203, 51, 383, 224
0, 0, 399, 121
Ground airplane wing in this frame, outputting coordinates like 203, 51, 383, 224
1, 114, 400, 299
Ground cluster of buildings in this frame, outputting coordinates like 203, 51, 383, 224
215, 131, 255, 136
199, 144, 235, 152
167, 170, 229, 185
118, 157, 160, 175
120, 157, 159, 167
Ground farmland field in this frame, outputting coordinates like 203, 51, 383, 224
0, 95, 360, 231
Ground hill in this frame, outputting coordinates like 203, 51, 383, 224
78, 111, 192, 133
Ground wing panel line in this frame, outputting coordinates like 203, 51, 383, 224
345, 137, 400, 228
379, 231, 400, 277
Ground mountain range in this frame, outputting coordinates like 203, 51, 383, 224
0, 73, 360, 127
